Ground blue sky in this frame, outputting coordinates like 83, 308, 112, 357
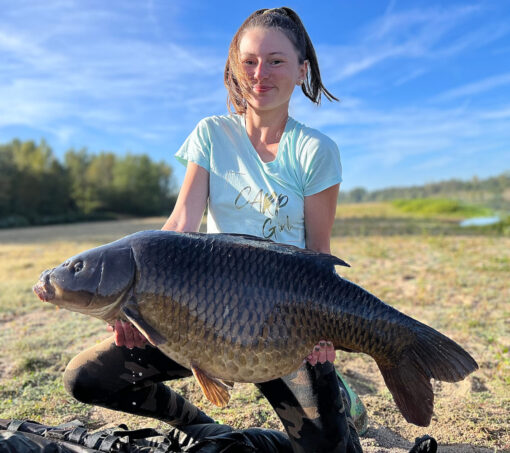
1, 1, 509, 191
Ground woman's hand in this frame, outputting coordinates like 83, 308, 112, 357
305, 340, 336, 365
107, 320, 148, 349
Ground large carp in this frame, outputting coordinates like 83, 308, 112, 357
33, 230, 478, 427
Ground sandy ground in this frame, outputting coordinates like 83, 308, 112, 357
359, 425, 497, 453
88, 396, 503, 453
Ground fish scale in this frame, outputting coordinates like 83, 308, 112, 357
33, 230, 478, 427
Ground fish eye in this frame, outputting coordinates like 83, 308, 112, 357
73, 261, 84, 273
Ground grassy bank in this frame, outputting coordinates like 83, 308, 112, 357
335, 201, 509, 237
0, 206, 508, 451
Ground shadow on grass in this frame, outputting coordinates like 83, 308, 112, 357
343, 369, 378, 396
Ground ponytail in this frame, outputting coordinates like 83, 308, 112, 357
279, 7, 338, 104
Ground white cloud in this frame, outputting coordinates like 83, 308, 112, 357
320, 4, 509, 84
0, 1, 226, 148
433, 72, 510, 102
291, 92, 510, 177
393, 68, 427, 87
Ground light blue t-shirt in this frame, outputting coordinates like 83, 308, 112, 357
175, 114, 342, 249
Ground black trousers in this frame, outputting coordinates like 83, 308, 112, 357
63, 337, 362, 453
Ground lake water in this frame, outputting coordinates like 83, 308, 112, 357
459, 216, 501, 227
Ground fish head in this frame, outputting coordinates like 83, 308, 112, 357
33, 242, 136, 324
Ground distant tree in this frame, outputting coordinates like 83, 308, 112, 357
338, 172, 510, 211
12, 139, 52, 172
2, 139, 72, 221
85, 152, 116, 212
110, 153, 174, 215
64, 149, 176, 216
0, 144, 16, 217
1, 139, 178, 226
350, 187, 368, 202
65, 148, 91, 213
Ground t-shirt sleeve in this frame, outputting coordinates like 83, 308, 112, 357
300, 134, 343, 197
174, 119, 211, 172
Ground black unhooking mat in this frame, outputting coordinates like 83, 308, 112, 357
0, 419, 292, 453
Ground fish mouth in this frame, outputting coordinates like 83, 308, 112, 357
33, 270, 56, 302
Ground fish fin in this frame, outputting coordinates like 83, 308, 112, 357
377, 323, 478, 427
210, 233, 350, 267
378, 357, 434, 426
191, 363, 231, 408
121, 302, 167, 346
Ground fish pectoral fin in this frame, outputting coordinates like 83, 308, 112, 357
191, 364, 231, 408
121, 302, 167, 347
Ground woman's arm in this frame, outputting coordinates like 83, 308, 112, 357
304, 183, 340, 365
113, 162, 209, 348
303, 183, 340, 254
162, 162, 210, 232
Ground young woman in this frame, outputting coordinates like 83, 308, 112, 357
64, 8, 365, 452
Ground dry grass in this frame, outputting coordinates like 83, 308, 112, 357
0, 206, 508, 452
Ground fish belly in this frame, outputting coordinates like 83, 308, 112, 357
135, 293, 318, 383
157, 339, 310, 383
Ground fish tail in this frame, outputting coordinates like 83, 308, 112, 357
376, 322, 478, 427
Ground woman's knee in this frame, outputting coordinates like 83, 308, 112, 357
63, 352, 115, 404
63, 362, 94, 404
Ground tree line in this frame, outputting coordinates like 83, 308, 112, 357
339, 172, 510, 211
0, 139, 176, 228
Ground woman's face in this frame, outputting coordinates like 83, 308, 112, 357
238, 27, 307, 114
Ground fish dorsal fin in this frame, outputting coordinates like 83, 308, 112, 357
210, 233, 350, 268
191, 363, 232, 407
121, 299, 167, 347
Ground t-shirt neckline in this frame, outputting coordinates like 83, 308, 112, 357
239, 114, 294, 166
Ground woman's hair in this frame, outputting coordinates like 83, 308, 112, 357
224, 7, 338, 114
